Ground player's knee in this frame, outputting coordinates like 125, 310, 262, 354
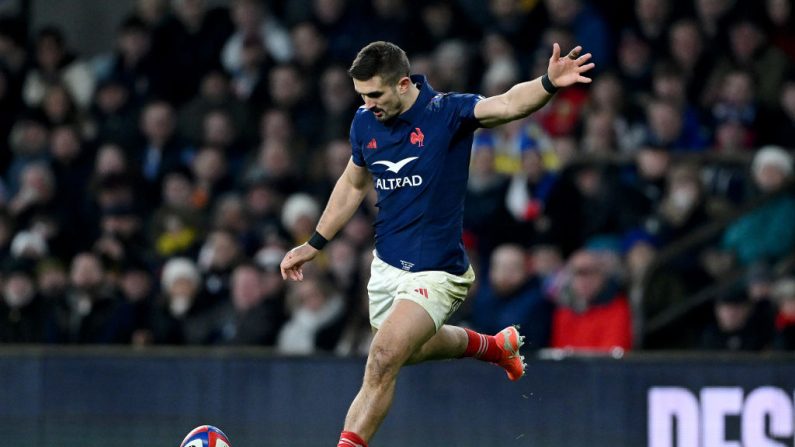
365, 344, 403, 385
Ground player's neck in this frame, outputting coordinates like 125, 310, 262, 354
398, 82, 421, 115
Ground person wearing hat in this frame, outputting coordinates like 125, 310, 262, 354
723, 145, 795, 265
699, 283, 773, 351
0, 259, 48, 343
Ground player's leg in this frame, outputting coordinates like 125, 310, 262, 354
340, 298, 437, 444
406, 324, 527, 381
404, 324, 467, 363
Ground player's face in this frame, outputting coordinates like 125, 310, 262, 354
353, 75, 407, 122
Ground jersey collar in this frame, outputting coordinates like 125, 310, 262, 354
396, 74, 435, 124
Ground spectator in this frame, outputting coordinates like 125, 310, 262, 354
149, 256, 208, 344
265, 63, 316, 136
94, 202, 148, 269
762, 75, 795, 149
550, 249, 633, 352
201, 109, 244, 163
471, 244, 552, 350
543, 0, 610, 67
585, 71, 645, 152
709, 69, 759, 147
281, 193, 321, 245
214, 262, 287, 345
615, 29, 652, 95
0, 65, 22, 172
324, 237, 363, 309
90, 79, 140, 149
133, 0, 169, 28
666, 18, 713, 102
49, 252, 133, 343
49, 125, 92, 257
648, 162, 710, 243
221, 0, 292, 75
290, 21, 329, 84
694, 0, 733, 49
504, 147, 557, 244
361, 0, 410, 49
404, 0, 480, 54
8, 162, 59, 230
308, 0, 364, 62
643, 98, 706, 151
93, 143, 133, 179
135, 100, 193, 200
764, 0, 795, 60
197, 228, 242, 307
232, 35, 271, 106
36, 258, 68, 304
545, 163, 633, 255
704, 17, 791, 109
316, 65, 358, 145
0, 16, 28, 85
23, 26, 95, 109
463, 144, 514, 258
699, 285, 773, 351
772, 277, 795, 350
6, 115, 50, 196
148, 0, 233, 104
0, 260, 47, 343
631, 0, 672, 54
309, 138, 352, 202
190, 145, 233, 208
178, 69, 250, 149
277, 276, 346, 354
244, 174, 285, 237
94, 16, 157, 102
429, 40, 472, 93
649, 64, 709, 151
723, 146, 795, 265
210, 194, 256, 249
117, 260, 156, 345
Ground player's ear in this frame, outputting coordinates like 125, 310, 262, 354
397, 76, 411, 94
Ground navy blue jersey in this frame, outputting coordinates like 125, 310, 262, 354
350, 75, 483, 275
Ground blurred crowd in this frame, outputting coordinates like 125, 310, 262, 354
0, 0, 794, 354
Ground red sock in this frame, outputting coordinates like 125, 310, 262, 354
462, 328, 502, 362
338, 431, 368, 447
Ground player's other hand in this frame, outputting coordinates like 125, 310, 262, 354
280, 243, 318, 281
547, 43, 595, 88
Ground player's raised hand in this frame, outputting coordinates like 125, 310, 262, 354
280, 244, 318, 281
546, 43, 595, 88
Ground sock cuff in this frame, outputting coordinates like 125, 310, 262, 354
463, 328, 488, 359
339, 430, 368, 447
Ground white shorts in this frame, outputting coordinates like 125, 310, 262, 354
368, 253, 475, 331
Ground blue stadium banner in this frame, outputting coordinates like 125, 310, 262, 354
1, 349, 794, 447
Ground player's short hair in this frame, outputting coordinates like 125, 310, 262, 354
348, 41, 410, 85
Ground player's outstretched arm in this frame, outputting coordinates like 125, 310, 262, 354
280, 158, 372, 281
475, 43, 595, 128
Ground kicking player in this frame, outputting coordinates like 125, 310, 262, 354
280, 41, 594, 447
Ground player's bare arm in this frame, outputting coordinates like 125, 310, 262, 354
475, 43, 595, 128
280, 158, 372, 281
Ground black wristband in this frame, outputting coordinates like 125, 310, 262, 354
541, 73, 559, 95
307, 230, 329, 250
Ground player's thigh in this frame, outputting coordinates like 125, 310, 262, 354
393, 266, 475, 331
368, 298, 438, 367
367, 255, 403, 330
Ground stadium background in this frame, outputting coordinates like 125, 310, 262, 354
0, 0, 794, 445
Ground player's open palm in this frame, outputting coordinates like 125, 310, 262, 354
280, 244, 318, 281
546, 43, 595, 88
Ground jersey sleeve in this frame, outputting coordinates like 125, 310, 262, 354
443, 92, 484, 132
349, 116, 366, 167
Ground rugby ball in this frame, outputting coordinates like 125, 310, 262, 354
179, 425, 231, 447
